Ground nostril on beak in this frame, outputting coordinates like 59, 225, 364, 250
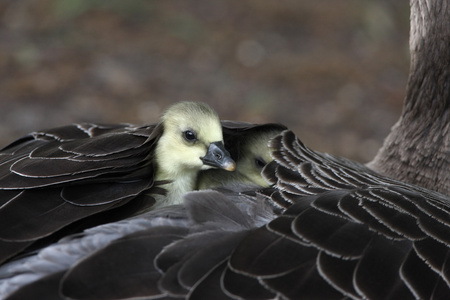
201, 141, 235, 171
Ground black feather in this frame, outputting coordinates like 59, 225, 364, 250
61, 227, 186, 299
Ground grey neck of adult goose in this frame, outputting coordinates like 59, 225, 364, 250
153, 102, 235, 207
368, 0, 449, 196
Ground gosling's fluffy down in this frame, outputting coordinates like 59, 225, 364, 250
0, 101, 236, 264
197, 121, 286, 189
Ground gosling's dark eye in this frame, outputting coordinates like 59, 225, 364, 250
255, 157, 267, 169
183, 130, 197, 142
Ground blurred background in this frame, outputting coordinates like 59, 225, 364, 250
0, 0, 410, 162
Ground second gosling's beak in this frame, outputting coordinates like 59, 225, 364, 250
201, 141, 236, 171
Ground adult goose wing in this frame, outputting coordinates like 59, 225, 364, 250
0, 189, 276, 300
0, 122, 158, 189
0, 122, 161, 264
3, 130, 449, 299
0, 101, 239, 265
248, 131, 450, 299
82, 133, 450, 299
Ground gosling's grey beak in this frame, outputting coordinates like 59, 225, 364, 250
201, 141, 236, 171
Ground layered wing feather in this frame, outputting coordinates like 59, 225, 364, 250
0, 123, 161, 263
1, 130, 449, 299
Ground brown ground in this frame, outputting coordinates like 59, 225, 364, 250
0, 0, 410, 162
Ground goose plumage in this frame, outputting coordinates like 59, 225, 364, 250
1, 0, 449, 299
367, 0, 449, 195
0, 101, 236, 264
1, 130, 448, 299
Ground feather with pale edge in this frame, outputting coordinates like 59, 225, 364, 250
1, 130, 449, 299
